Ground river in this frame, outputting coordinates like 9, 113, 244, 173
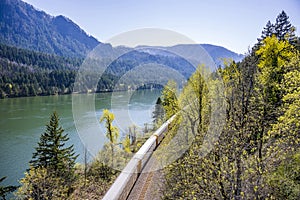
0, 89, 161, 188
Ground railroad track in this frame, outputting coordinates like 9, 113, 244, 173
102, 116, 175, 200
127, 157, 155, 200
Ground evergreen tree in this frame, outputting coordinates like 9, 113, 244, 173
274, 11, 296, 43
30, 111, 78, 178
18, 112, 78, 199
255, 11, 296, 50
258, 20, 275, 43
152, 97, 165, 127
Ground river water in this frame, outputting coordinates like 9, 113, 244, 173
0, 90, 161, 188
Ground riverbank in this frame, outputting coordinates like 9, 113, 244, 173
0, 90, 161, 192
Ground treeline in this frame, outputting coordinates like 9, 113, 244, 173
0, 44, 121, 98
0, 43, 83, 70
0, 60, 77, 98
159, 11, 300, 199
0, 43, 193, 98
0, 44, 82, 98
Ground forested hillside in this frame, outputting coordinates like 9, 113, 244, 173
161, 11, 300, 199
0, 44, 193, 98
0, 42, 241, 98
0, 0, 99, 57
0, 44, 81, 98
1, 0, 244, 61
0, 0, 245, 99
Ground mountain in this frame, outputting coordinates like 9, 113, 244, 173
0, 0, 243, 63
0, 0, 245, 98
200, 44, 244, 66
0, 0, 100, 57
136, 44, 244, 67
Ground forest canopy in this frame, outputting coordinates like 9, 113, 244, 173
162, 10, 300, 199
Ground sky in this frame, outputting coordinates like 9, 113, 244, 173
22, 0, 300, 54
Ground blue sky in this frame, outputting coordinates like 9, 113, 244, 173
22, 0, 300, 54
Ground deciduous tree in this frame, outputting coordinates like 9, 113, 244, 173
100, 109, 119, 168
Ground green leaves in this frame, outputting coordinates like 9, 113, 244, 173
17, 167, 69, 199
18, 111, 78, 199
100, 109, 119, 145
266, 152, 300, 200
257, 10, 297, 46
122, 135, 131, 153
161, 80, 179, 120
256, 36, 293, 91
163, 20, 299, 198
266, 47, 300, 160
30, 111, 78, 175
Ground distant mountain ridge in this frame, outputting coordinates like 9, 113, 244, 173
0, 0, 245, 99
200, 44, 244, 66
0, 0, 99, 57
0, 0, 244, 64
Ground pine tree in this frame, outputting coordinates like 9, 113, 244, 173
152, 97, 165, 127
255, 11, 297, 50
258, 20, 275, 43
18, 112, 78, 199
274, 11, 296, 43
30, 111, 78, 178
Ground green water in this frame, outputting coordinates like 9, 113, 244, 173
0, 90, 161, 188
